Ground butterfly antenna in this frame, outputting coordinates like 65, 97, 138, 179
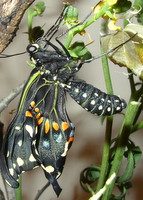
56, 3, 99, 39
43, 4, 70, 41
0, 51, 26, 58
82, 33, 137, 63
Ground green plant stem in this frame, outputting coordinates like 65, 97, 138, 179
102, 101, 141, 200
15, 176, 22, 200
127, 68, 136, 94
127, 69, 136, 94
27, 8, 38, 42
27, 8, 33, 39
129, 84, 143, 125
131, 121, 143, 133
101, 53, 113, 94
64, 4, 110, 48
96, 51, 114, 192
96, 116, 113, 192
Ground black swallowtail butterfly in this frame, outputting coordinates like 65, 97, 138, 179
0, 5, 127, 197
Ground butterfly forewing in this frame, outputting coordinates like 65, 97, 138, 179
1, 63, 75, 195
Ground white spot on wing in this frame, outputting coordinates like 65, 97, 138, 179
82, 93, 87, 98
5, 180, 12, 186
15, 126, 21, 130
61, 142, 69, 157
115, 99, 119, 103
75, 88, 79, 93
94, 93, 98, 96
45, 165, 55, 173
29, 154, 36, 162
25, 125, 34, 137
7, 151, 10, 157
17, 157, 24, 166
107, 107, 111, 112
9, 168, 14, 176
116, 106, 121, 111
91, 100, 95, 105
98, 105, 103, 110
18, 140, 22, 147
13, 163, 16, 169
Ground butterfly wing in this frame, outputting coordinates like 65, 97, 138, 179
33, 85, 74, 196
0, 68, 41, 187
0, 69, 74, 196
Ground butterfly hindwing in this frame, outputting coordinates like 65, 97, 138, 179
31, 85, 75, 195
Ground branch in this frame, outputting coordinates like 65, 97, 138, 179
0, 81, 25, 113
34, 182, 50, 200
0, 0, 36, 52
0, 188, 5, 200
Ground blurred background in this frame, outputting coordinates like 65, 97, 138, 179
0, 0, 143, 199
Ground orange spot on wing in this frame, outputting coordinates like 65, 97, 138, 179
30, 101, 36, 108
38, 117, 43, 125
52, 122, 59, 131
45, 119, 50, 134
68, 137, 74, 144
62, 122, 69, 131
34, 107, 39, 112
36, 113, 41, 119
25, 111, 33, 117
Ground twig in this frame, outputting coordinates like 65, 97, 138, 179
5, 184, 16, 200
34, 182, 50, 200
0, 188, 5, 200
0, 81, 26, 113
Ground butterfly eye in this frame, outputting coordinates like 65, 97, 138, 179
27, 44, 39, 53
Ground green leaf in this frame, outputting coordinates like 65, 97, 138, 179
134, 0, 143, 7
134, 0, 143, 24
131, 146, 142, 164
112, 0, 132, 13
101, 31, 143, 79
111, 182, 132, 200
124, 23, 143, 42
117, 141, 142, 183
63, 4, 78, 26
29, 26, 44, 42
80, 165, 100, 192
118, 151, 134, 183
32, 2, 46, 16
68, 41, 92, 60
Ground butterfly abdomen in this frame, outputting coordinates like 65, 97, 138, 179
66, 79, 126, 116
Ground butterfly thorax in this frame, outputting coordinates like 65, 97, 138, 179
27, 43, 79, 85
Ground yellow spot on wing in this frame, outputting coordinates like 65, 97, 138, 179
45, 165, 54, 173
68, 137, 74, 144
34, 107, 39, 112
25, 111, 33, 117
62, 122, 69, 131
45, 119, 50, 134
38, 117, 43, 125
30, 101, 36, 108
36, 113, 41, 119
52, 122, 59, 131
